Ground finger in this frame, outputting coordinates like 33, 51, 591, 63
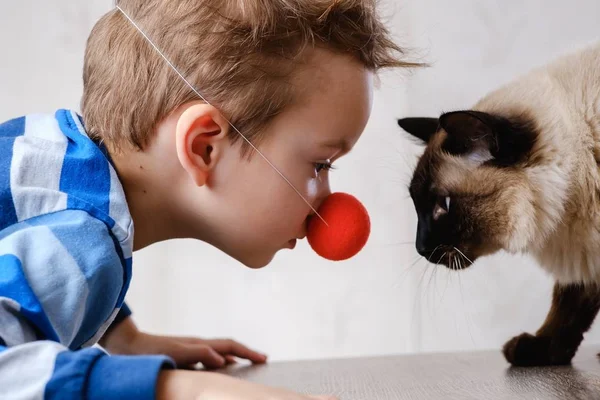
225, 355, 238, 365
205, 339, 267, 364
172, 344, 226, 369
169, 336, 206, 345
174, 337, 267, 363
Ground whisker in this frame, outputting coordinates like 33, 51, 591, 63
426, 258, 438, 294
427, 245, 443, 264
391, 255, 424, 288
454, 247, 474, 266
380, 241, 416, 247
435, 251, 446, 266
411, 261, 431, 330
440, 259, 452, 303
432, 250, 449, 307
433, 257, 441, 302
454, 253, 476, 346
406, 254, 425, 270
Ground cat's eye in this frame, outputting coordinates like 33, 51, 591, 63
433, 196, 450, 220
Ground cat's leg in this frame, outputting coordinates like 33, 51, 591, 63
502, 282, 600, 366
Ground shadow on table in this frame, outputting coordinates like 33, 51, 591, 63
504, 365, 600, 400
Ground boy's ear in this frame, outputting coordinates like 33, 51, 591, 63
397, 117, 440, 144
439, 110, 537, 166
175, 104, 230, 186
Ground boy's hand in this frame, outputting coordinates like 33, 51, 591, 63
130, 333, 267, 369
157, 370, 337, 400
100, 316, 267, 369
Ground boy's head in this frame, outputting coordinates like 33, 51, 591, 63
82, 0, 419, 268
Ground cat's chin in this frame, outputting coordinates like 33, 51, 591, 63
422, 246, 478, 270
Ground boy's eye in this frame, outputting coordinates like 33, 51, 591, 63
314, 160, 335, 174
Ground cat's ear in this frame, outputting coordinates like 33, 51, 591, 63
397, 117, 439, 144
439, 110, 536, 166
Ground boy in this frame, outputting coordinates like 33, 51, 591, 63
0, 0, 417, 398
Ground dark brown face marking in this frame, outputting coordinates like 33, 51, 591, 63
408, 149, 491, 267
440, 111, 537, 166
398, 110, 539, 269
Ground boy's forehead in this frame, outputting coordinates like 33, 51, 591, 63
299, 48, 368, 91
285, 51, 373, 151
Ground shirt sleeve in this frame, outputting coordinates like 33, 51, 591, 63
0, 209, 175, 399
105, 302, 133, 336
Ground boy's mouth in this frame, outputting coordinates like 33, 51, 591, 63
286, 239, 297, 249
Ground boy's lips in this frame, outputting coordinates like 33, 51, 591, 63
285, 233, 305, 249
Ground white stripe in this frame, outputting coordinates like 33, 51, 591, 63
0, 341, 64, 400
69, 109, 134, 251
69, 110, 88, 137
11, 115, 68, 222
120, 222, 134, 260
24, 114, 69, 143
81, 307, 121, 349
0, 297, 37, 346
108, 165, 134, 254
0, 224, 88, 345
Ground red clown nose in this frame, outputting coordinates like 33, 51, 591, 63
307, 192, 371, 261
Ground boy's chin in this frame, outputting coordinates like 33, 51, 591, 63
237, 251, 276, 270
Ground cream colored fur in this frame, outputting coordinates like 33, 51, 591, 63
474, 42, 600, 284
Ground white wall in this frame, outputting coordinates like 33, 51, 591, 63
1, 0, 599, 362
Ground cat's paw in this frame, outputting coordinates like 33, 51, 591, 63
502, 333, 577, 367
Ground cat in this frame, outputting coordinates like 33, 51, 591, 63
397, 41, 600, 367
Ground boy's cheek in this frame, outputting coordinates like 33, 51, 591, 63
306, 179, 320, 199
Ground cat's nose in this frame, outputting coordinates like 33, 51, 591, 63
416, 244, 431, 258
416, 220, 430, 257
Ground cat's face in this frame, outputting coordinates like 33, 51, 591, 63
399, 111, 539, 269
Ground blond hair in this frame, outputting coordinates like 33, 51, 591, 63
82, 0, 420, 153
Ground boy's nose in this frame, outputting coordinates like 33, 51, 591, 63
303, 188, 331, 237
312, 188, 332, 212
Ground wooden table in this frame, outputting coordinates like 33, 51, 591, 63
226, 347, 600, 399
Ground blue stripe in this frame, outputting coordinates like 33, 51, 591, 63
111, 303, 132, 329
0, 116, 25, 230
66, 197, 116, 230
108, 230, 132, 310
0, 255, 59, 341
0, 116, 26, 139
45, 348, 106, 399
46, 350, 175, 400
46, 212, 124, 349
86, 354, 175, 400
118, 258, 133, 308
55, 110, 112, 221
77, 113, 117, 171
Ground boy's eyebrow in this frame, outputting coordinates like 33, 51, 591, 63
322, 138, 349, 151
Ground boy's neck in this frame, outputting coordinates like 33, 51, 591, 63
110, 146, 188, 251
